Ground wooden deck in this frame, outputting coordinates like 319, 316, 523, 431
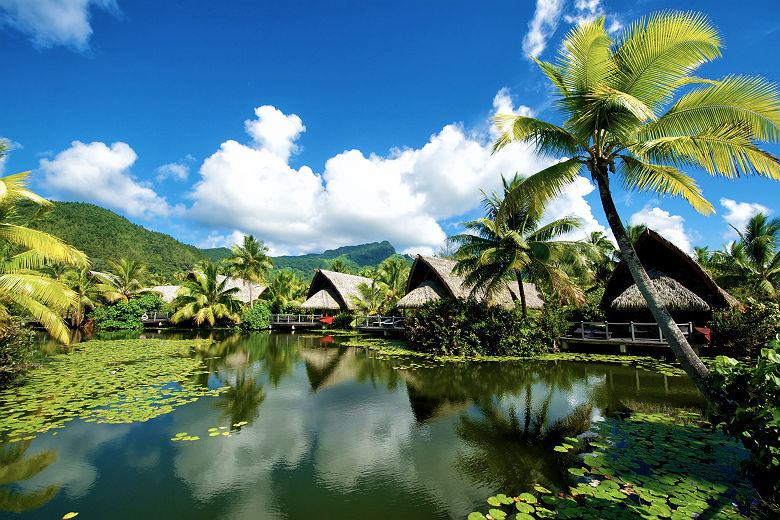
141, 312, 171, 325
270, 314, 326, 330
355, 315, 406, 335
560, 321, 694, 351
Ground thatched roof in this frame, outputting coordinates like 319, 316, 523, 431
145, 285, 181, 303
301, 269, 373, 311
300, 288, 342, 310
610, 270, 711, 312
405, 255, 545, 308
602, 230, 739, 314
506, 281, 546, 310
396, 280, 448, 309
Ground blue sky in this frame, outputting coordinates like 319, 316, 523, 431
1, 0, 779, 256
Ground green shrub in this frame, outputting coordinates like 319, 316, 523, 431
405, 298, 556, 357
331, 311, 354, 329
0, 325, 38, 386
90, 294, 164, 330
564, 288, 606, 322
709, 300, 780, 357
707, 335, 780, 504
238, 302, 271, 331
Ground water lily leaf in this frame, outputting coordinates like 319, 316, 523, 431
487, 509, 506, 520
62, 514, 79, 519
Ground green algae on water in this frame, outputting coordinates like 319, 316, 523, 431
0, 339, 228, 441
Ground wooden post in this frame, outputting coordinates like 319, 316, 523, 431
581, 321, 585, 340
658, 323, 663, 343
605, 321, 609, 339
630, 321, 635, 342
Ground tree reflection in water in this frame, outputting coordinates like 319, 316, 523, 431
0, 437, 60, 513
455, 398, 592, 495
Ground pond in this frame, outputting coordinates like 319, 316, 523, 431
0, 332, 707, 519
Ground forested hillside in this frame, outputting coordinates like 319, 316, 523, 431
17, 201, 401, 280
17, 201, 208, 276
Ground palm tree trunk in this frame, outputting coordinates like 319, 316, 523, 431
247, 281, 253, 309
593, 170, 715, 401
514, 268, 528, 319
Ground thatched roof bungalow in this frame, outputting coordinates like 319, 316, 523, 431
300, 270, 373, 312
398, 255, 544, 309
601, 230, 739, 325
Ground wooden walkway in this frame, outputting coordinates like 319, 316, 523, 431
355, 315, 406, 335
141, 312, 171, 325
270, 314, 326, 330
560, 321, 694, 351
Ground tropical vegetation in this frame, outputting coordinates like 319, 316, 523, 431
170, 261, 241, 326
450, 174, 589, 319
492, 11, 780, 401
225, 234, 273, 308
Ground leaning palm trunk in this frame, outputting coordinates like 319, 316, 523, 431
594, 171, 712, 398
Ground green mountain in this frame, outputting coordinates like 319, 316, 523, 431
17, 201, 209, 277
271, 241, 396, 278
17, 201, 400, 280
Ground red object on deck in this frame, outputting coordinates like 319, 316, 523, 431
319, 317, 334, 324
694, 326, 711, 342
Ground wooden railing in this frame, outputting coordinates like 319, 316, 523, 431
562, 321, 693, 343
141, 312, 170, 322
355, 315, 406, 329
270, 314, 323, 324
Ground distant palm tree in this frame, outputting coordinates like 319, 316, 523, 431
171, 261, 241, 326
327, 258, 354, 274
584, 231, 618, 288
624, 223, 648, 244
262, 268, 304, 311
65, 267, 120, 327
491, 12, 780, 398
101, 258, 146, 301
0, 165, 86, 343
376, 255, 410, 308
225, 235, 273, 308
713, 213, 780, 298
450, 174, 588, 318
349, 280, 388, 315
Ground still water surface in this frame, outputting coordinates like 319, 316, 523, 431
1, 332, 704, 519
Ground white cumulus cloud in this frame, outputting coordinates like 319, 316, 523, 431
186, 91, 607, 255
40, 140, 178, 219
629, 206, 693, 254
523, 0, 565, 58
156, 154, 194, 182
720, 198, 771, 239
0, 0, 118, 51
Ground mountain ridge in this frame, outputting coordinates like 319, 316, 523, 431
17, 201, 398, 280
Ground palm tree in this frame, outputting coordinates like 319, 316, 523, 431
693, 246, 712, 266
712, 213, 780, 299
64, 267, 119, 327
584, 230, 618, 289
101, 258, 146, 301
0, 165, 86, 343
262, 268, 304, 312
327, 258, 354, 274
348, 280, 388, 315
225, 235, 273, 308
170, 261, 241, 326
625, 223, 648, 244
376, 255, 410, 308
450, 174, 589, 319
492, 13, 780, 399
